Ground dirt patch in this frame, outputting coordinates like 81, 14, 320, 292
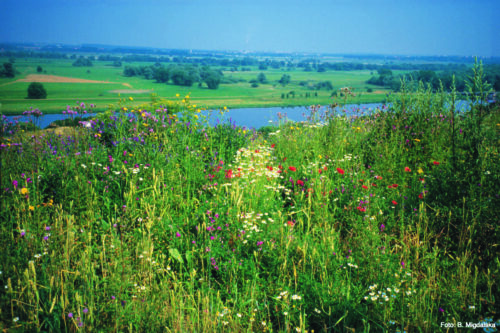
109, 89, 152, 94
13, 74, 118, 84
373, 90, 386, 94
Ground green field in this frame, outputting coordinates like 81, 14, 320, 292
0, 58, 391, 114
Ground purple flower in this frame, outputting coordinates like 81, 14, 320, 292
45, 226, 51, 231
20, 231, 25, 237
68, 312, 73, 318
83, 308, 88, 314
401, 261, 405, 268
111, 296, 116, 300
439, 307, 444, 313
380, 224, 385, 232
175, 232, 181, 237
43, 236, 49, 241
12, 180, 18, 189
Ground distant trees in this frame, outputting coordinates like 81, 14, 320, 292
37, 65, 43, 73
123, 64, 223, 89
27, 82, 47, 99
279, 74, 291, 86
201, 68, 222, 89
0, 62, 15, 78
72, 57, 93, 67
257, 73, 268, 84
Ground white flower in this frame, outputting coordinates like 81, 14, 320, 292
13, 317, 19, 322
81, 164, 87, 168
291, 294, 302, 300
237, 313, 242, 318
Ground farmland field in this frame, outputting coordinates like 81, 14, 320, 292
0, 58, 392, 114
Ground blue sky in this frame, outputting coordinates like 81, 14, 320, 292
0, 0, 499, 56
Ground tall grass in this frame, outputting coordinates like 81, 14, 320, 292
0, 61, 499, 332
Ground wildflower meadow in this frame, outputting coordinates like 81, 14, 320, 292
1, 61, 499, 332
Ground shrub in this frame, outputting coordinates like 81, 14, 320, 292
27, 82, 47, 99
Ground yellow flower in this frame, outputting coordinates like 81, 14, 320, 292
143, 123, 149, 127
175, 93, 180, 97
29, 205, 35, 211
193, 104, 196, 108
194, 115, 199, 119
223, 106, 227, 110
20, 188, 29, 195
123, 107, 128, 111
129, 97, 134, 101
318, 155, 322, 159
417, 167, 424, 174
414, 139, 421, 142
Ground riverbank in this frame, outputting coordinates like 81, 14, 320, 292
0, 92, 389, 115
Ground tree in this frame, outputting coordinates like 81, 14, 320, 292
153, 67, 170, 83
123, 66, 137, 77
279, 74, 291, 86
257, 73, 268, 84
204, 71, 222, 89
27, 82, 47, 99
37, 65, 43, 73
1, 62, 15, 78
72, 58, 93, 67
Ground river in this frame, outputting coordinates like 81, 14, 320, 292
2, 103, 389, 130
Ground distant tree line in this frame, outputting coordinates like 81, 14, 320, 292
123, 63, 223, 89
366, 65, 500, 92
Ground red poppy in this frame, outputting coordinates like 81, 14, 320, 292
362, 185, 368, 189
392, 184, 399, 188
255, 149, 260, 153
404, 166, 411, 172
433, 161, 440, 165
271, 143, 276, 148
337, 168, 345, 175
267, 166, 273, 171
323, 166, 328, 171
225, 169, 233, 179
388, 185, 392, 189
318, 169, 322, 174
297, 180, 304, 186
357, 206, 366, 212
371, 183, 377, 187
287, 221, 295, 227
289, 166, 296, 172
392, 200, 398, 205
418, 193, 424, 199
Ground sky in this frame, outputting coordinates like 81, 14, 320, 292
0, 0, 499, 57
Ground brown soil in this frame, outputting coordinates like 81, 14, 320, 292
13, 74, 119, 84
109, 89, 152, 94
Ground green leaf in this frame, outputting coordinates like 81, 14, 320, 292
169, 248, 184, 264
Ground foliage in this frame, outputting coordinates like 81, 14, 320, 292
72, 57, 93, 67
27, 82, 47, 99
0, 62, 15, 78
